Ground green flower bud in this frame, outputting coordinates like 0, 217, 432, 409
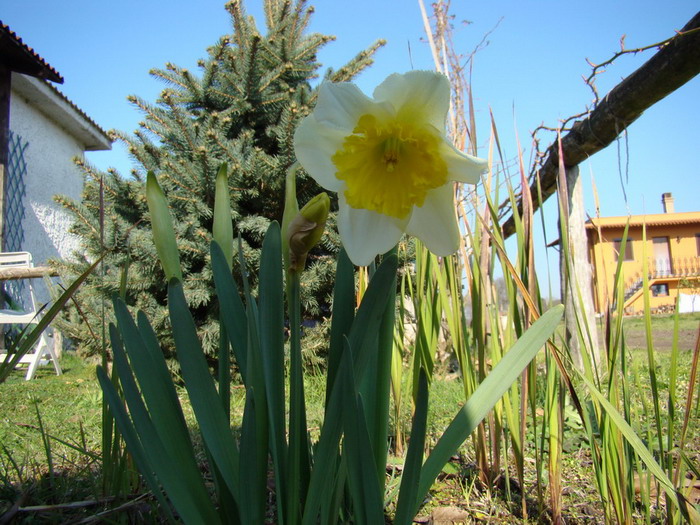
146, 172, 182, 282
286, 192, 330, 273
281, 163, 301, 274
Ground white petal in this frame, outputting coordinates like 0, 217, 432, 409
372, 71, 450, 129
406, 184, 460, 257
442, 142, 488, 184
294, 82, 390, 192
293, 116, 346, 192
312, 82, 377, 130
337, 194, 408, 266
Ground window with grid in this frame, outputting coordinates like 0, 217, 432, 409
2, 131, 29, 324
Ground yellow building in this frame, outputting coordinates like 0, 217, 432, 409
586, 193, 700, 314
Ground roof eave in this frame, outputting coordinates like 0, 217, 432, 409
12, 74, 111, 151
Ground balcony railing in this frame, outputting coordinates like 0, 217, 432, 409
647, 255, 700, 278
623, 256, 700, 301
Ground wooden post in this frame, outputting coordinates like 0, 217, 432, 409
0, 65, 11, 251
0, 266, 58, 280
0, 65, 10, 350
560, 165, 600, 370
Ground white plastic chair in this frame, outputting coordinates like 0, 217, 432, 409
0, 252, 62, 380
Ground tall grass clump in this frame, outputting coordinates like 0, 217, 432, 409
415, 2, 699, 523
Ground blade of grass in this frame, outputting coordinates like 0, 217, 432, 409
577, 368, 699, 523
414, 305, 564, 515
640, 224, 665, 463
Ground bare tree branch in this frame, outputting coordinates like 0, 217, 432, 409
500, 11, 700, 239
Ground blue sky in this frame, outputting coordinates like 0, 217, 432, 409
3, 1, 699, 296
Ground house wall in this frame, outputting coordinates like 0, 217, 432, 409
588, 221, 700, 314
8, 87, 85, 304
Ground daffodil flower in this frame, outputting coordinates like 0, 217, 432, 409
294, 70, 487, 266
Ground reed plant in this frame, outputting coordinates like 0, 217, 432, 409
392, 138, 700, 523
414, 3, 699, 522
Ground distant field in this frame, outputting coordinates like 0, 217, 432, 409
614, 311, 700, 352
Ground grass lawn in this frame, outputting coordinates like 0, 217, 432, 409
0, 312, 698, 522
0, 353, 103, 470
0, 353, 105, 522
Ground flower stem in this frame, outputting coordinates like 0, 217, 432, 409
287, 271, 310, 523
373, 246, 398, 489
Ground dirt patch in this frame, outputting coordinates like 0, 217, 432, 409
622, 327, 698, 352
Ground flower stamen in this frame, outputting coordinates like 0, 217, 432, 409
332, 112, 448, 219
383, 136, 402, 172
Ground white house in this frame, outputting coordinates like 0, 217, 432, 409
1, 23, 111, 305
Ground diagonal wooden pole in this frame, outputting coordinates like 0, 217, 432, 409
501, 12, 700, 239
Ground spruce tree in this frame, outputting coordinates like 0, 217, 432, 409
54, 0, 384, 367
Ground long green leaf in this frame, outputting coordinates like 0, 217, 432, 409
136, 310, 188, 425
340, 338, 384, 524
146, 172, 182, 281
257, 222, 288, 524
326, 249, 355, 406
212, 163, 233, 270
302, 352, 346, 525
347, 254, 398, 381
302, 254, 397, 524
167, 281, 241, 502
96, 364, 176, 524
239, 387, 266, 524
108, 320, 218, 523
112, 300, 201, 474
415, 305, 564, 514
212, 164, 234, 419
288, 273, 310, 525
394, 368, 429, 525
368, 247, 398, 489
212, 242, 249, 381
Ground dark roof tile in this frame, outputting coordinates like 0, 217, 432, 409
0, 22, 63, 83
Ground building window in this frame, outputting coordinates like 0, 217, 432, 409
613, 238, 633, 261
651, 283, 669, 297
696, 233, 700, 256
